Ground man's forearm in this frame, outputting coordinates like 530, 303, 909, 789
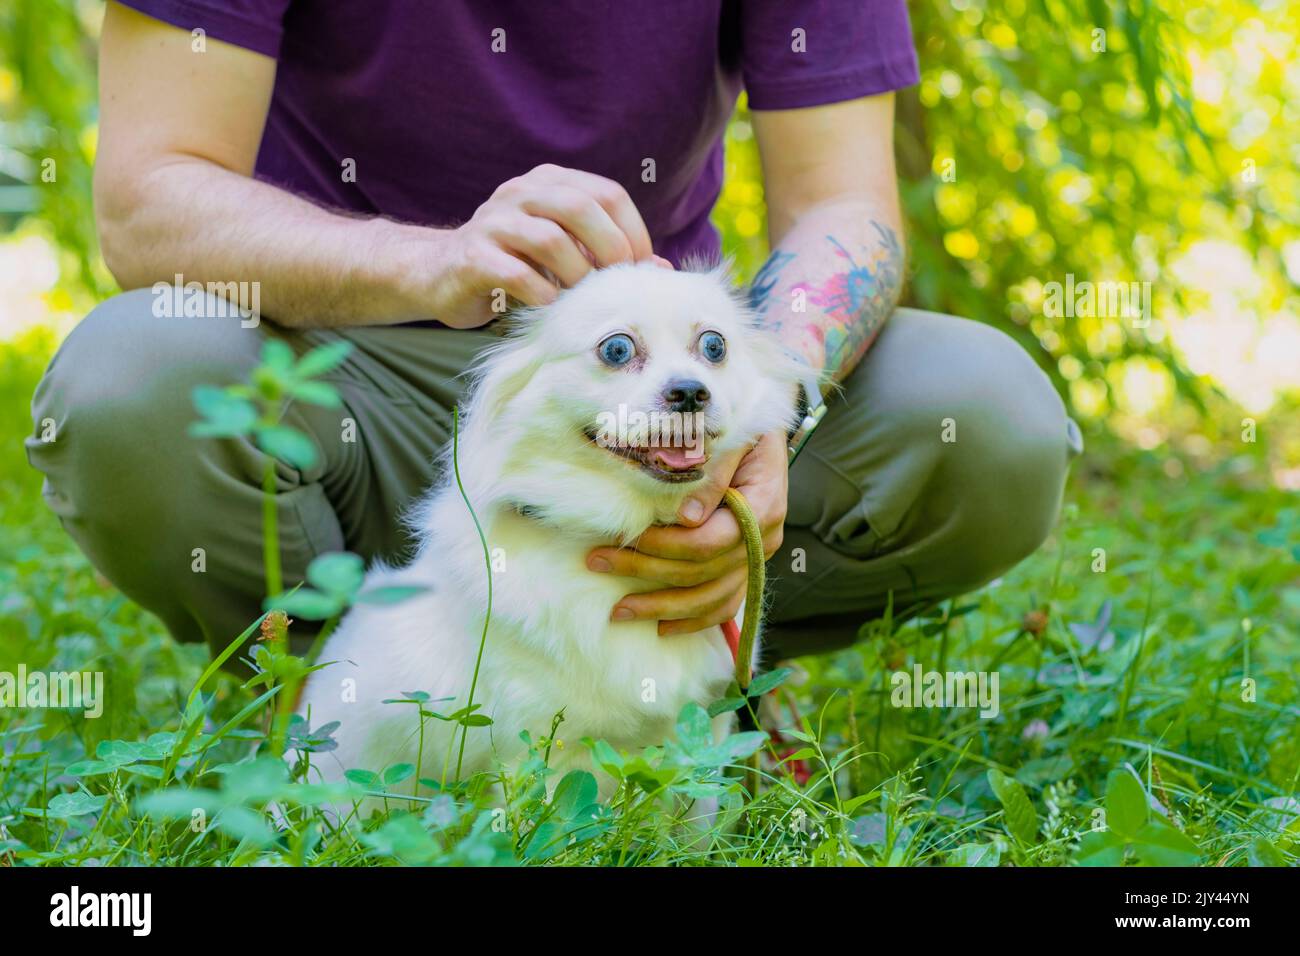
97, 157, 434, 328
748, 199, 905, 395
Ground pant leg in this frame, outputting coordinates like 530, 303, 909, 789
764, 307, 1083, 659
26, 288, 494, 657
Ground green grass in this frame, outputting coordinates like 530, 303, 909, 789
1, 335, 1297, 867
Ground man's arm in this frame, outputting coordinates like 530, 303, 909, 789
95, 2, 656, 329
748, 93, 906, 392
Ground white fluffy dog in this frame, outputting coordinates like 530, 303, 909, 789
294, 262, 805, 804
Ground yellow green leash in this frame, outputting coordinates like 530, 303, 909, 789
721, 487, 767, 794
721, 486, 765, 692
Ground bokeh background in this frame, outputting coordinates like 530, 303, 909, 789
0, 0, 1297, 867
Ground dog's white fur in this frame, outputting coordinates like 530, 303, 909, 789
294, 263, 804, 806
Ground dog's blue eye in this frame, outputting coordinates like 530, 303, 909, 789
699, 331, 727, 363
598, 333, 636, 367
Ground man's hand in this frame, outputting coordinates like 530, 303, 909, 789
424, 164, 662, 329
586, 430, 789, 636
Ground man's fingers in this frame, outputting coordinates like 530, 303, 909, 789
675, 445, 747, 527
587, 542, 745, 586
632, 508, 742, 561
463, 241, 558, 307
610, 566, 747, 623
470, 164, 659, 312
762, 525, 784, 560
492, 213, 593, 288
520, 186, 635, 269
586, 517, 780, 587
659, 610, 738, 637
538, 166, 654, 261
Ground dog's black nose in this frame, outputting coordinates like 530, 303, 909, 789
662, 378, 710, 412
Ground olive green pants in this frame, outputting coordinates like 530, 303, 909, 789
26, 288, 1081, 661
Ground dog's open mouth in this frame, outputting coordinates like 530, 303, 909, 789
583, 427, 710, 482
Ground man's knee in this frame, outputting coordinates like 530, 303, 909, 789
33, 289, 262, 444
818, 308, 1077, 589
29, 288, 266, 502
886, 309, 1074, 584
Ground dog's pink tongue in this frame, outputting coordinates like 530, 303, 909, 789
651, 444, 707, 471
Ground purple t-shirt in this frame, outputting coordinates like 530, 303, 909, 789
118, 0, 918, 264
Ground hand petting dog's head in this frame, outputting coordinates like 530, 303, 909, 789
459, 263, 806, 538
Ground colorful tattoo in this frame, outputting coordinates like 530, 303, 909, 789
748, 250, 796, 319
746, 221, 902, 389
793, 222, 902, 383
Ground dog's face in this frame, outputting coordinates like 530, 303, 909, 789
461, 263, 806, 537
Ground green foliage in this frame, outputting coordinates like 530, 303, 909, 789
189, 338, 352, 474
0, 0, 106, 292
3, 327, 1297, 866
1076, 768, 1201, 865
988, 767, 1040, 844
266, 552, 363, 620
